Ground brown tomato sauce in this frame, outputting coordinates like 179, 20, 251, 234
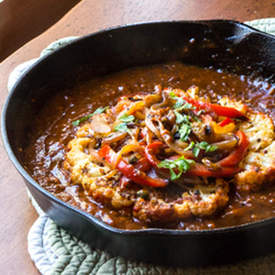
23, 62, 275, 230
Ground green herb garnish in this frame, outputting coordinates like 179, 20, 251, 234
192, 141, 218, 157
114, 123, 129, 133
184, 141, 195, 151
169, 92, 184, 109
178, 123, 191, 141
178, 102, 195, 111
193, 146, 201, 157
119, 114, 135, 123
169, 91, 176, 98
114, 113, 135, 133
158, 156, 195, 181
72, 106, 108, 126
174, 109, 192, 141
174, 97, 184, 109
174, 111, 190, 124
169, 91, 195, 110
174, 113, 191, 142
197, 141, 218, 152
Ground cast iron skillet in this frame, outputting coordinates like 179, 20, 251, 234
2, 20, 275, 267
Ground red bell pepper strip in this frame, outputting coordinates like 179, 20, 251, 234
99, 145, 168, 187
218, 130, 249, 167
209, 104, 244, 118
182, 96, 244, 118
187, 163, 240, 177
98, 143, 119, 166
116, 160, 168, 187
188, 131, 249, 176
145, 140, 242, 178
135, 157, 152, 172
120, 157, 151, 188
219, 117, 234, 127
145, 141, 164, 166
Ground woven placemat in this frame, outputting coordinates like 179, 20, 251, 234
8, 19, 274, 275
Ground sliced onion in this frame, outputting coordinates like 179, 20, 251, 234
158, 120, 193, 158
128, 127, 140, 142
127, 101, 145, 115
171, 124, 178, 135
201, 158, 220, 170
174, 139, 189, 149
144, 91, 162, 107
115, 143, 143, 166
144, 127, 154, 144
151, 89, 171, 110
211, 135, 238, 150
103, 131, 127, 144
145, 110, 161, 139
90, 114, 111, 134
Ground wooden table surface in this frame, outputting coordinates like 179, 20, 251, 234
0, 0, 274, 273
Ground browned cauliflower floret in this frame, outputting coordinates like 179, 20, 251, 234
133, 179, 229, 224
64, 88, 274, 226
235, 141, 275, 191
176, 179, 229, 217
239, 112, 274, 151
66, 124, 229, 223
64, 136, 133, 209
218, 97, 275, 191
235, 112, 275, 191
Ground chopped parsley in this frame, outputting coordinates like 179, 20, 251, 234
115, 113, 135, 133
169, 91, 194, 110
174, 110, 192, 141
169, 91, 177, 98
158, 156, 195, 181
118, 114, 135, 123
174, 111, 190, 124
72, 106, 108, 126
178, 102, 195, 111
178, 123, 192, 141
114, 123, 129, 132
184, 141, 195, 151
170, 93, 200, 142
174, 97, 185, 109
197, 141, 218, 152
185, 141, 218, 157
193, 146, 201, 158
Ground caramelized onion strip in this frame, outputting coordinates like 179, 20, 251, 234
157, 120, 193, 158
103, 132, 128, 144
145, 110, 161, 139
211, 136, 238, 151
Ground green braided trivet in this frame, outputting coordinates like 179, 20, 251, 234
9, 18, 274, 275
28, 215, 275, 275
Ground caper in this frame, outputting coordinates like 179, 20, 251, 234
204, 125, 212, 136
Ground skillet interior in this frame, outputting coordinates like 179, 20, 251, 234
2, 20, 275, 266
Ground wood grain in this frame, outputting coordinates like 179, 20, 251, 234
0, 0, 80, 61
0, 0, 274, 274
